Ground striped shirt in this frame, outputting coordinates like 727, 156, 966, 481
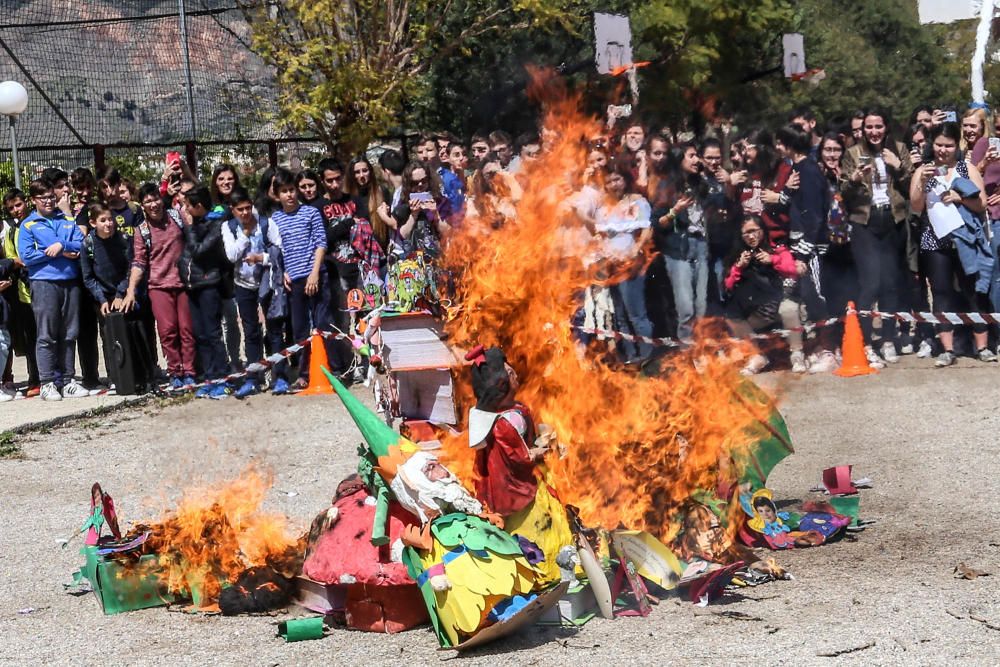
271, 204, 326, 280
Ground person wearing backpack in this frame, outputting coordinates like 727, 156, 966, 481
177, 186, 232, 398
124, 183, 196, 389
221, 187, 287, 398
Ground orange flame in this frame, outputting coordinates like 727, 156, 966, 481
440, 70, 773, 544
141, 467, 300, 607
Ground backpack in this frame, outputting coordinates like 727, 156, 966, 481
137, 208, 183, 253
227, 215, 271, 248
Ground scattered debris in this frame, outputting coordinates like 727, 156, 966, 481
954, 563, 991, 580
969, 612, 1000, 632
816, 640, 875, 657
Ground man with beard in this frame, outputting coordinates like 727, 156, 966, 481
700, 138, 739, 310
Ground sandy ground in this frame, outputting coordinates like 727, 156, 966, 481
3, 356, 1000, 666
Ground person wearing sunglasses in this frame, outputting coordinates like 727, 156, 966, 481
17, 179, 89, 401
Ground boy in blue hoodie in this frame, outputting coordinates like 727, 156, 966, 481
16, 179, 89, 401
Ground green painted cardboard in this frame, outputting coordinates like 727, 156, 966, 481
80, 547, 172, 615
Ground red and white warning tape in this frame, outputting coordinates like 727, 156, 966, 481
163, 327, 353, 393
575, 310, 1000, 351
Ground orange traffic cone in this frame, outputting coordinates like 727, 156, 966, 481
298, 332, 335, 395
834, 301, 877, 377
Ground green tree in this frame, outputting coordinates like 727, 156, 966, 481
738, 0, 968, 128
235, 0, 577, 156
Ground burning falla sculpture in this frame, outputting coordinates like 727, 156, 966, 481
321, 367, 560, 649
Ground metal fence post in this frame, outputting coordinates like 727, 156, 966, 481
185, 141, 198, 175
93, 144, 105, 173
268, 140, 278, 169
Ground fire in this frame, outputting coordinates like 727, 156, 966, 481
440, 70, 774, 543
139, 467, 301, 607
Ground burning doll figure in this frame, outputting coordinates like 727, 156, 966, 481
465, 345, 574, 585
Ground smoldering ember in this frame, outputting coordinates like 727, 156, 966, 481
4, 2, 1000, 665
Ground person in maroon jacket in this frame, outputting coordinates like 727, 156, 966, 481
122, 183, 196, 389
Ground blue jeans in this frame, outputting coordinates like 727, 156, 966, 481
663, 236, 708, 340
612, 273, 654, 361
234, 285, 287, 382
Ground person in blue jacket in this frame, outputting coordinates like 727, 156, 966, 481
16, 179, 89, 401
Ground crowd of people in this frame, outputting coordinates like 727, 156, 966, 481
1, 102, 999, 402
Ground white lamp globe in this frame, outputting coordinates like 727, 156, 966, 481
0, 81, 29, 117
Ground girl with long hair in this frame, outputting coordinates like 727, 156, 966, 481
344, 156, 390, 251
909, 122, 993, 367
839, 107, 914, 366
723, 215, 803, 375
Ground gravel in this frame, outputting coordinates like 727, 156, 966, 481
3, 356, 1000, 666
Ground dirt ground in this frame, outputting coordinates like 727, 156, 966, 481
3, 355, 1000, 666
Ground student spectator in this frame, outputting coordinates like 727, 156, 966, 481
435, 131, 459, 164
345, 156, 390, 254
776, 124, 833, 371
909, 122, 993, 367
848, 110, 865, 147
910, 105, 935, 132
210, 164, 240, 208
699, 138, 738, 304
788, 106, 821, 159
2, 189, 40, 395
508, 132, 541, 176
177, 186, 232, 398
652, 143, 712, 342
0, 253, 14, 401
414, 134, 439, 165
594, 161, 654, 364
221, 187, 287, 397
437, 143, 467, 220
735, 129, 795, 245
960, 106, 989, 153
812, 133, 854, 372
391, 161, 451, 259
840, 107, 913, 366
296, 169, 324, 208
126, 183, 196, 389
724, 215, 804, 375
469, 133, 491, 168
41, 167, 74, 219
270, 168, 343, 389
466, 153, 522, 230
17, 179, 88, 400
969, 110, 1000, 319
69, 168, 99, 227
488, 130, 515, 170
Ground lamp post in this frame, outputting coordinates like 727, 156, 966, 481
0, 81, 29, 190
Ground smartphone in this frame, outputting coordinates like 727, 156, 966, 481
944, 111, 958, 123
858, 155, 872, 165
165, 151, 182, 183
411, 191, 433, 203
989, 137, 1000, 152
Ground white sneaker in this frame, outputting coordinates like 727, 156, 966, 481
864, 346, 886, 369
809, 350, 839, 374
61, 380, 91, 399
40, 382, 62, 401
0, 389, 14, 402
740, 354, 769, 376
880, 342, 899, 363
899, 343, 914, 355
916, 340, 933, 358
790, 351, 808, 373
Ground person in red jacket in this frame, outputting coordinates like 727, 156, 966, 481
724, 215, 805, 375
464, 344, 572, 584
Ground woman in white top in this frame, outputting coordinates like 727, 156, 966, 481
593, 161, 654, 364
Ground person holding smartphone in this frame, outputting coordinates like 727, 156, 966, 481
909, 122, 993, 367
968, 111, 1000, 317
839, 107, 914, 367
390, 161, 451, 259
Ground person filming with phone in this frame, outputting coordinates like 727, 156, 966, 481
840, 108, 914, 367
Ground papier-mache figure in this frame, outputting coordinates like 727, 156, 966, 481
65, 483, 121, 547
322, 367, 545, 648
465, 345, 574, 585
741, 488, 829, 549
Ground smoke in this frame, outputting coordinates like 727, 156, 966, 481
971, 0, 995, 103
